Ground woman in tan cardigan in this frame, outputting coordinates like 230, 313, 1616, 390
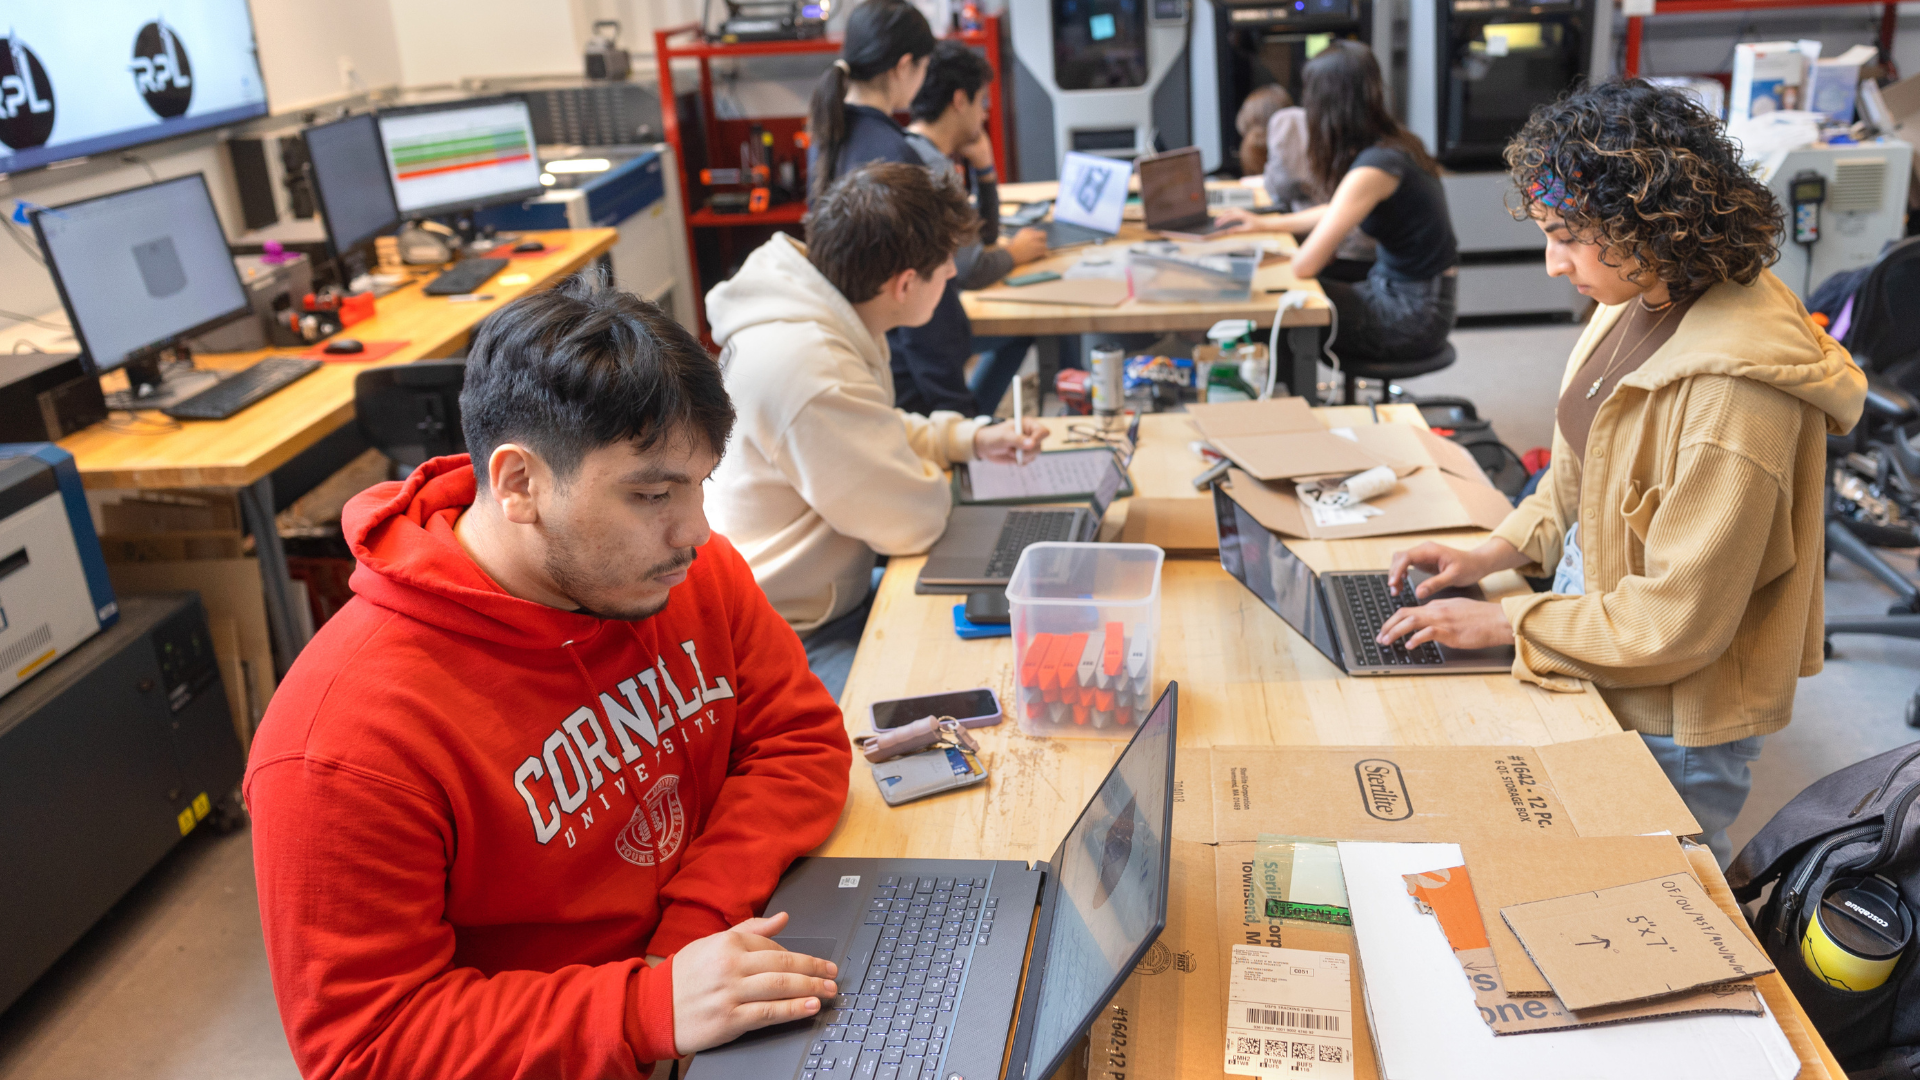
1377, 80, 1866, 865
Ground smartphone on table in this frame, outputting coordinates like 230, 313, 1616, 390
868, 687, 1003, 731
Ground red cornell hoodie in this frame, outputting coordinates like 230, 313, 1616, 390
244, 456, 851, 1080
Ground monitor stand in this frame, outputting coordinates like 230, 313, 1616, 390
107, 345, 223, 412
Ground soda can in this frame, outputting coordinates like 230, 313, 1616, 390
1091, 344, 1125, 416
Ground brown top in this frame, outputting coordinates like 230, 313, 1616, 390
1556, 293, 1699, 461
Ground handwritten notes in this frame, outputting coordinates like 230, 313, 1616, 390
1499, 873, 1775, 1011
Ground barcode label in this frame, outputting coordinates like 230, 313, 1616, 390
1246, 1008, 1339, 1031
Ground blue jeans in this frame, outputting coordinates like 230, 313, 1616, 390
1640, 733, 1767, 868
967, 336, 1036, 416
802, 567, 885, 702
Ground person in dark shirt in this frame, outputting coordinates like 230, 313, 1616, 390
906, 40, 1049, 415
805, 2, 976, 416
1222, 41, 1458, 363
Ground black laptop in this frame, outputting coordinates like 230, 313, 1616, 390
1137, 147, 1234, 238
687, 684, 1178, 1080
1213, 485, 1515, 675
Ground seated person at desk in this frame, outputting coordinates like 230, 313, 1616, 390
1374, 81, 1866, 865
906, 39, 1048, 417
807, 0, 973, 417
1222, 40, 1456, 359
706, 163, 1044, 682
1259, 94, 1377, 282
245, 280, 852, 1077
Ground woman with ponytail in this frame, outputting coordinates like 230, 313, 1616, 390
806, 0, 936, 203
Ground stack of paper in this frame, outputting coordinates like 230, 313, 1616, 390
1337, 842, 1800, 1080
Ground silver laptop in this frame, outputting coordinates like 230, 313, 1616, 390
920, 444, 1128, 589
1137, 147, 1233, 237
1041, 151, 1131, 248
687, 684, 1178, 1080
1212, 485, 1515, 675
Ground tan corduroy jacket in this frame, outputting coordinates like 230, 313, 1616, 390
1490, 270, 1865, 746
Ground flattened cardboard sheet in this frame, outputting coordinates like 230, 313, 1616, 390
1500, 873, 1777, 1010
974, 277, 1131, 306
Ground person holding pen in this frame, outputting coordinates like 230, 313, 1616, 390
1374, 80, 1865, 865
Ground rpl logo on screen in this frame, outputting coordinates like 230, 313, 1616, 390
131, 18, 192, 118
0, 34, 56, 150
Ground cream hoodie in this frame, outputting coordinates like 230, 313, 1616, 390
706, 234, 983, 633
1492, 270, 1865, 746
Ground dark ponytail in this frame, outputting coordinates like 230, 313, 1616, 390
807, 0, 936, 202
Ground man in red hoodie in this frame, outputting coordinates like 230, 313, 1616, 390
245, 278, 851, 1079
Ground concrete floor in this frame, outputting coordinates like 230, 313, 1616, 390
2, 322, 1917, 1078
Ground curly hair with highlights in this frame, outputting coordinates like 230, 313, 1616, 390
1506, 79, 1781, 297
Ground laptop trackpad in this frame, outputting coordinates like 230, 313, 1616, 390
773, 936, 841, 963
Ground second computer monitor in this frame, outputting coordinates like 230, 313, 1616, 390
305, 112, 401, 256
376, 96, 544, 219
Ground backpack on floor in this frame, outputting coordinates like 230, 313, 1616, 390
1728, 741, 1920, 1078
1404, 395, 1532, 501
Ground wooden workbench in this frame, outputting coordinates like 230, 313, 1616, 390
824, 408, 1843, 1080
55, 227, 619, 675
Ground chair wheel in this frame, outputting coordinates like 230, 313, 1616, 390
1907, 690, 1920, 729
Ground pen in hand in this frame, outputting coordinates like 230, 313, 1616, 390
1013, 377, 1024, 466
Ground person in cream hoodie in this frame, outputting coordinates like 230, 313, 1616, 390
706, 162, 1044, 664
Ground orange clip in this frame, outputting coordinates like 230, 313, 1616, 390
1103, 622, 1125, 677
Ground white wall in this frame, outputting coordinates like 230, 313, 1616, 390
250, 0, 406, 109
390, 0, 582, 86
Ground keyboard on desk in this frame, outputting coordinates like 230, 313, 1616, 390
983, 510, 1080, 579
1335, 573, 1444, 668
422, 257, 510, 296
805, 873, 993, 1080
161, 357, 323, 420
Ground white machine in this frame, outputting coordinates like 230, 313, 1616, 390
1007, 0, 1193, 180
1756, 140, 1915, 300
0, 445, 119, 699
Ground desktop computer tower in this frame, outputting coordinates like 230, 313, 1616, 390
0, 593, 240, 1014
1006, 0, 1194, 181
0, 444, 119, 702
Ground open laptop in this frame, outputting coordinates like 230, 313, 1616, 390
1212, 485, 1515, 675
687, 684, 1177, 1080
1042, 151, 1131, 248
1137, 147, 1234, 238
921, 432, 1132, 589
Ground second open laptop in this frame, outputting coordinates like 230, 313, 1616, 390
1137, 146, 1234, 238
686, 683, 1177, 1080
1213, 484, 1515, 675
1041, 151, 1131, 248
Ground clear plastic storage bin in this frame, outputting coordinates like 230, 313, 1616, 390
1006, 542, 1164, 738
1129, 249, 1257, 303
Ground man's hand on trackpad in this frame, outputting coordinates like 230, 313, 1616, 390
672, 912, 841, 1055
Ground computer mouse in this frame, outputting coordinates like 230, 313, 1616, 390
323, 338, 365, 355
513, 240, 546, 253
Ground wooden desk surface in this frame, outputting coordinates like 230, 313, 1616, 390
58, 228, 618, 490
964, 182, 1328, 337
823, 407, 1842, 1079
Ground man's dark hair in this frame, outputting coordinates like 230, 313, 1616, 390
460, 277, 734, 489
805, 161, 977, 303
909, 40, 994, 124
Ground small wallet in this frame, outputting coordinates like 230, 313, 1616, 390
870, 745, 988, 806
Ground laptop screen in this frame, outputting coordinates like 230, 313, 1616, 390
1025, 685, 1176, 1079
1138, 148, 1208, 229
1212, 485, 1344, 666
1053, 152, 1132, 233
1088, 450, 1127, 520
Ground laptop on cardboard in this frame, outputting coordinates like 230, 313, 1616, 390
1042, 151, 1131, 248
1212, 485, 1514, 675
687, 683, 1178, 1080
1137, 146, 1234, 238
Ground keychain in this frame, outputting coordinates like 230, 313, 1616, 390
861, 717, 989, 806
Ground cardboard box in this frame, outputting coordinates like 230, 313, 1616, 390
1730, 40, 1817, 121
1869, 72, 1920, 205
1091, 733, 1708, 1079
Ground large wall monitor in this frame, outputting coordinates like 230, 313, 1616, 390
0, 2, 269, 174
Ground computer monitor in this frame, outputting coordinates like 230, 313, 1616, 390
375, 96, 544, 221
305, 112, 401, 267
31, 174, 250, 393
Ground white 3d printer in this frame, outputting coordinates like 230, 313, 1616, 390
0, 445, 118, 699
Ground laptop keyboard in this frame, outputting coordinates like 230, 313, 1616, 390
805, 875, 992, 1080
1341, 574, 1445, 668
984, 511, 1080, 579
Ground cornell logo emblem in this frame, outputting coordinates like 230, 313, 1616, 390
616, 774, 686, 866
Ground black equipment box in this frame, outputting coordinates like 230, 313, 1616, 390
0, 352, 107, 441
0, 593, 243, 1014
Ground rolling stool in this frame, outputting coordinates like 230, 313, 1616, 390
1340, 343, 1456, 406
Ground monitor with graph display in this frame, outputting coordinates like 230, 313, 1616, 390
375, 96, 544, 219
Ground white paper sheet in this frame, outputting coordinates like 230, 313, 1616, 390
965, 449, 1115, 502
1336, 842, 1801, 1080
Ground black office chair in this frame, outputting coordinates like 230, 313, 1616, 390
354, 360, 467, 479
1339, 343, 1456, 406
1820, 238, 1920, 724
